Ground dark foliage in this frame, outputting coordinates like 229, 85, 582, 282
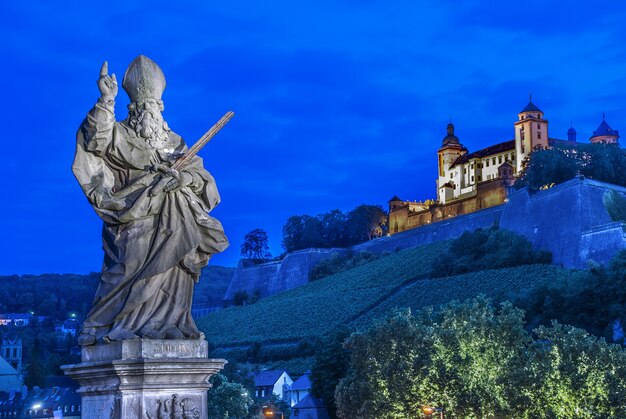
514, 249, 626, 343
515, 142, 626, 192
309, 252, 380, 281
282, 205, 387, 252
430, 226, 551, 278
310, 326, 353, 419
240, 228, 272, 260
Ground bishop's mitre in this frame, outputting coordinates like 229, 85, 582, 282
122, 55, 166, 103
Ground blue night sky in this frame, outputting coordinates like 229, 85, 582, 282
1, 1, 626, 274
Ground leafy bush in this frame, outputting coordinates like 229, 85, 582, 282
430, 226, 551, 278
516, 142, 626, 192
309, 252, 380, 281
603, 190, 626, 223
514, 249, 626, 342
336, 297, 626, 418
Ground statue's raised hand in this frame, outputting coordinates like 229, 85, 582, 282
97, 61, 118, 101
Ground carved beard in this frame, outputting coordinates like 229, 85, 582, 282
128, 105, 170, 147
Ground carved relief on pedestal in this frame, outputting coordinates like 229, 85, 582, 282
146, 394, 200, 419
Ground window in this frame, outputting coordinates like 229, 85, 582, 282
492, 157, 496, 165
478, 175, 482, 182
537, 123, 540, 128
471, 175, 474, 182
538, 132, 542, 139
12, 348, 16, 358
498, 156, 502, 164
486, 160, 490, 167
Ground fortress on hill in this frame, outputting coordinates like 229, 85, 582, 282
389, 98, 621, 234
222, 99, 626, 306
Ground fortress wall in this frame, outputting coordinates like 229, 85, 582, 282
223, 260, 280, 303
501, 178, 626, 268
223, 178, 626, 303
266, 248, 350, 295
354, 204, 504, 254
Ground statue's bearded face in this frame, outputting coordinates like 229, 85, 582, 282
128, 99, 170, 146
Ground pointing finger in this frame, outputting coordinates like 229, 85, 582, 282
100, 61, 108, 77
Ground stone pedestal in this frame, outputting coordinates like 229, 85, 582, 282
62, 339, 226, 419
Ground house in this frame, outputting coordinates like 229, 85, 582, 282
1, 337, 23, 371
291, 395, 330, 419
0, 356, 22, 393
253, 370, 293, 401
0, 314, 32, 327
290, 370, 312, 406
60, 319, 80, 336
0, 386, 81, 418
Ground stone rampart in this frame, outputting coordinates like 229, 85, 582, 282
223, 178, 626, 303
223, 248, 348, 304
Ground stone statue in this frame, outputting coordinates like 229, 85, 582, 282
72, 55, 229, 346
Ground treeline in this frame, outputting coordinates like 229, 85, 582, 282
516, 141, 626, 191
282, 204, 386, 253
0, 273, 99, 321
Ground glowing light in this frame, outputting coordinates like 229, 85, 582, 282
32, 404, 41, 409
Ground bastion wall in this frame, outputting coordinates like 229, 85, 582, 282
223, 178, 626, 304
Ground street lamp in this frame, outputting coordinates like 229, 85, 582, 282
422, 405, 443, 419
262, 405, 284, 419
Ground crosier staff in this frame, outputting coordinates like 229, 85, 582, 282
111, 111, 235, 198
150, 111, 235, 196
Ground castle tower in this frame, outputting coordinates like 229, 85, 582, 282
568, 125, 577, 142
514, 96, 549, 172
437, 123, 466, 202
590, 113, 619, 144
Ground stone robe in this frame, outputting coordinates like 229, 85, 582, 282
72, 99, 228, 343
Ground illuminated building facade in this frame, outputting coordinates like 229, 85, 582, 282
389, 99, 620, 234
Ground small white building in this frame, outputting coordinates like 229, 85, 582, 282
0, 356, 22, 393
290, 370, 312, 406
253, 370, 293, 401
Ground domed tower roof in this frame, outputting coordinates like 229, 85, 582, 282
590, 113, 619, 143
567, 124, 577, 142
520, 100, 542, 113
517, 95, 544, 121
442, 122, 460, 146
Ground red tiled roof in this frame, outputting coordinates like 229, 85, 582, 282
451, 140, 515, 167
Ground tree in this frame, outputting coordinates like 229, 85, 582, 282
334, 297, 626, 418
346, 204, 387, 244
233, 290, 249, 306
320, 209, 348, 248
207, 373, 254, 418
240, 229, 271, 260
516, 142, 626, 192
430, 226, 551, 278
515, 249, 626, 343
310, 325, 353, 418
282, 215, 307, 252
24, 338, 46, 388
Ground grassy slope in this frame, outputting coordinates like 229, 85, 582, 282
198, 241, 448, 346
352, 264, 566, 329
199, 241, 570, 348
